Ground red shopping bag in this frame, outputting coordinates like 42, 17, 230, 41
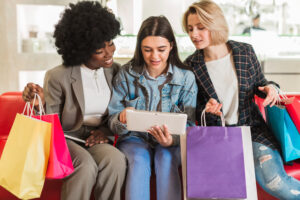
33, 114, 74, 179
284, 97, 300, 134
254, 95, 266, 121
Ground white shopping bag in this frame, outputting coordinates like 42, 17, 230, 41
180, 126, 257, 200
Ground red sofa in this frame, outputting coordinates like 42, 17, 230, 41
1, 92, 300, 200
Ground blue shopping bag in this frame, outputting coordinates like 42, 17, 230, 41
266, 105, 300, 162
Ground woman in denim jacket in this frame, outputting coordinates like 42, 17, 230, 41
108, 16, 197, 200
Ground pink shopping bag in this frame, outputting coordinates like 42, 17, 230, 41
33, 114, 74, 179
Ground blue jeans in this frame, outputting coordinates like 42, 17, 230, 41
253, 142, 300, 199
118, 136, 181, 200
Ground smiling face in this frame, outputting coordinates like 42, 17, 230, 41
141, 36, 173, 76
187, 13, 211, 50
85, 40, 116, 70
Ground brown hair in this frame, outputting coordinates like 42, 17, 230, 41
131, 16, 187, 69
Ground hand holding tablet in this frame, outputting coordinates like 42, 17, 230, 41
126, 109, 187, 135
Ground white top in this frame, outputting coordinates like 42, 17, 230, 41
80, 65, 111, 126
206, 53, 239, 125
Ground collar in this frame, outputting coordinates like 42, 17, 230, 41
142, 64, 173, 80
126, 62, 184, 86
81, 64, 103, 75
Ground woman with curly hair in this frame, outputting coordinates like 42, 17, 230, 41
22, 1, 126, 200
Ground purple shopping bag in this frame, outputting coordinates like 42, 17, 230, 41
186, 126, 247, 199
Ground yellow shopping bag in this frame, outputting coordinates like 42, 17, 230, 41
0, 113, 51, 199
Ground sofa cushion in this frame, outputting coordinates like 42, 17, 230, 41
0, 92, 25, 139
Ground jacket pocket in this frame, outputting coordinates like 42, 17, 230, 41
124, 97, 140, 108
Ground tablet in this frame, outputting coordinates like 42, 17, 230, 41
64, 134, 86, 144
126, 110, 187, 135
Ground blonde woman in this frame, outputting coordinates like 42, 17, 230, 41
183, 0, 300, 199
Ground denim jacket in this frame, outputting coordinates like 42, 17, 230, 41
108, 62, 198, 145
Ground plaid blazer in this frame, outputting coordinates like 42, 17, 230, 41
185, 40, 279, 149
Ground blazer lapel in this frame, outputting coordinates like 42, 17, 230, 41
229, 41, 247, 109
104, 67, 113, 90
70, 66, 85, 115
191, 50, 219, 102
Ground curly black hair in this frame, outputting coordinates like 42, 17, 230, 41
53, 1, 121, 66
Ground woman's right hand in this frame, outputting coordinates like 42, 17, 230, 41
205, 98, 222, 116
119, 107, 135, 124
22, 83, 45, 107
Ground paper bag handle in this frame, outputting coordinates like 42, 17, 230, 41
270, 85, 288, 103
22, 93, 45, 118
200, 109, 225, 127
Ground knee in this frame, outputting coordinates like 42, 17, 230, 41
255, 152, 277, 181
253, 143, 278, 169
265, 175, 282, 191
253, 142, 273, 161
125, 149, 151, 175
100, 149, 127, 175
255, 151, 300, 199
264, 175, 300, 199
125, 147, 150, 164
74, 156, 98, 180
155, 147, 179, 167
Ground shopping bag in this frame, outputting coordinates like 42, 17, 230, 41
285, 97, 300, 134
186, 125, 246, 199
266, 105, 300, 162
254, 95, 266, 121
32, 113, 74, 179
0, 113, 51, 199
239, 126, 258, 200
271, 86, 300, 135
181, 127, 257, 200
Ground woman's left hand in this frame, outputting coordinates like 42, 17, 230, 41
258, 85, 278, 107
85, 129, 109, 147
148, 125, 173, 147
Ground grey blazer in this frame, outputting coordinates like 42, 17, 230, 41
43, 63, 121, 136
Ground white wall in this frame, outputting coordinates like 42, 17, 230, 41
117, 0, 135, 34
142, 0, 186, 34
117, 0, 188, 35
0, 0, 77, 94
